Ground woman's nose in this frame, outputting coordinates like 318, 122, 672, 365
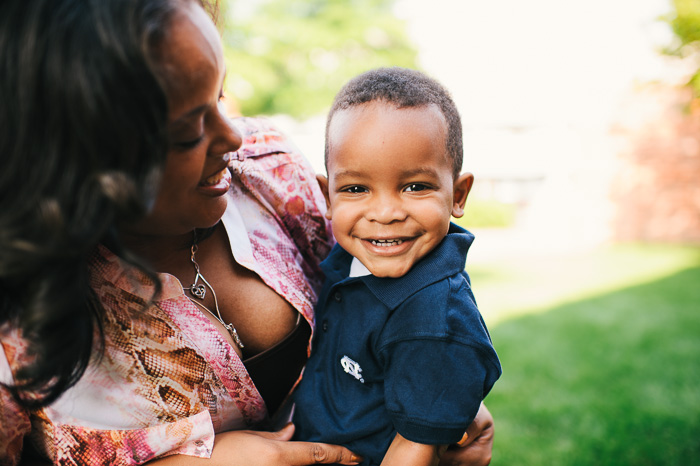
208, 106, 242, 157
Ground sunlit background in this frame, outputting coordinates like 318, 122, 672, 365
219, 0, 699, 463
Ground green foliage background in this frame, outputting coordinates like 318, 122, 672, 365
218, 0, 700, 115
666, 0, 700, 98
453, 200, 518, 229
221, 0, 418, 118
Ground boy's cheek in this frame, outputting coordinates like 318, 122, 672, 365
327, 202, 353, 224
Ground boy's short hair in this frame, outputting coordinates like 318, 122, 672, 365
325, 67, 463, 178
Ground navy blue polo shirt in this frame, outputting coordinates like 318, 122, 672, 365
292, 223, 501, 466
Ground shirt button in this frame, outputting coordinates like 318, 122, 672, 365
194, 440, 204, 447
322, 320, 329, 332
333, 292, 342, 302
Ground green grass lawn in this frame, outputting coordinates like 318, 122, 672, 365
468, 244, 700, 466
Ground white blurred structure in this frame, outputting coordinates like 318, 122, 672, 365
272, 0, 694, 256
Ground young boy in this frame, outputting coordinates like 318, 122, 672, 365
292, 67, 501, 466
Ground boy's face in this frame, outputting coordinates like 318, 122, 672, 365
319, 101, 473, 278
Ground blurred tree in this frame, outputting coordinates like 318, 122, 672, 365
221, 0, 418, 118
665, 0, 700, 100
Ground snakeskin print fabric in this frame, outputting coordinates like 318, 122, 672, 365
0, 117, 332, 466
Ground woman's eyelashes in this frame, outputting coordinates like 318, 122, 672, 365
172, 135, 204, 150
171, 95, 225, 151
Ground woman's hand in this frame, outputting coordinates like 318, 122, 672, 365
437, 403, 494, 466
148, 423, 361, 466
213, 424, 362, 465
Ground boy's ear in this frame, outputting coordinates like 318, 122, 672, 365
316, 174, 333, 220
451, 172, 474, 218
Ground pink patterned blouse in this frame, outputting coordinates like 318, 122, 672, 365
0, 117, 333, 466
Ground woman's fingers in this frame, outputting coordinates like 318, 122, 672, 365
439, 435, 492, 466
281, 441, 362, 465
458, 403, 494, 448
437, 403, 494, 466
242, 425, 362, 465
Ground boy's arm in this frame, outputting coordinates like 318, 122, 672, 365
380, 433, 446, 466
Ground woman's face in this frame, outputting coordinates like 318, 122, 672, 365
127, 0, 242, 237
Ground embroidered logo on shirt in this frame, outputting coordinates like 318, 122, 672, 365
340, 355, 364, 383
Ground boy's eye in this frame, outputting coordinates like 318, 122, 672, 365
404, 183, 429, 192
342, 186, 368, 194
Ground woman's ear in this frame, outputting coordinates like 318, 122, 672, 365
451, 172, 474, 218
316, 174, 332, 220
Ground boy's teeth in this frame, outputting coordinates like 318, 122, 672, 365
370, 239, 403, 247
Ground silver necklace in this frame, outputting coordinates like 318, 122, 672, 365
186, 231, 245, 349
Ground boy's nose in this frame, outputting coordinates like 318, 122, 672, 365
366, 195, 407, 224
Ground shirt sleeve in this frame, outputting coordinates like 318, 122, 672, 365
49, 410, 215, 465
0, 342, 32, 466
378, 278, 502, 445
380, 338, 500, 445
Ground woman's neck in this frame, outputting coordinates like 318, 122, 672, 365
118, 230, 194, 272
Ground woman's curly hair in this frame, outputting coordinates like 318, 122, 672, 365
0, 0, 184, 408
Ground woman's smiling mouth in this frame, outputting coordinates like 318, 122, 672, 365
197, 167, 231, 196
201, 167, 228, 186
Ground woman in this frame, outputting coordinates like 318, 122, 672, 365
0, 0, 494, 465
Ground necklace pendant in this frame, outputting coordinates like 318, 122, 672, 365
225, 323, 245, 349
189, 273, 207, 299
189, 234, 244, 351
190, 284, 206, 299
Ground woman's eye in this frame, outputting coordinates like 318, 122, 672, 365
343, 186, 367, 194
172, 136, 204, 150
405, 183, 428, 192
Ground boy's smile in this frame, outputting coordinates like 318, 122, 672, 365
319, 101, 473, 278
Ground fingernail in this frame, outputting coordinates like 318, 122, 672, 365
350, 454, 364, 463
456, 431, 469, 446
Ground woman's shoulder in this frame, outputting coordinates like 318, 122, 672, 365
227, 116, 329, 239
0, 325, 32, 465
232, 116, 299, 160
226, 116, 333, 305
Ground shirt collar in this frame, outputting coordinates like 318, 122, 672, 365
91, 244, 184, 302
321, 223, 475, 310
349, 257, 372, 277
